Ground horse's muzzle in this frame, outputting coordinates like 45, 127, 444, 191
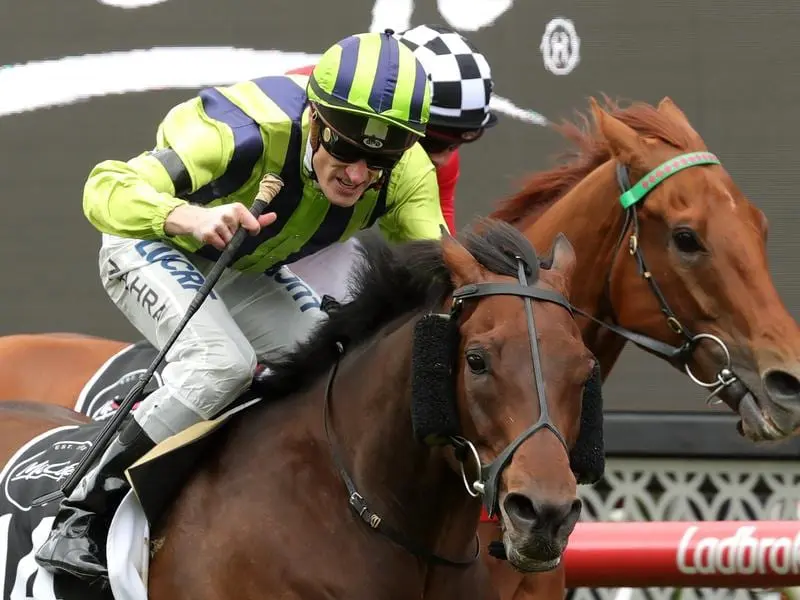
499, 493, 581, 570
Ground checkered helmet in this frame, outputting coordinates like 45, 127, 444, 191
396, 24, 497, 131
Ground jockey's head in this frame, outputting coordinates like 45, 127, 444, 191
306, 29, 431, 207
396, 25, 498, 166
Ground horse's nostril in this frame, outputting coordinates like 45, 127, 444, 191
503, 494, 582, 535
764, 369, 800, 402
504, 493, 538, 526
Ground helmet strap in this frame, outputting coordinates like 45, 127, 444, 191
309, 108, 322, 153
305, 108, 323, 184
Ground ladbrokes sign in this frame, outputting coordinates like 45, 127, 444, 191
1, 0, 798, 412
677, 524, 800, 577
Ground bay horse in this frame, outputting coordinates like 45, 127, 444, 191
0, 221, 600, 600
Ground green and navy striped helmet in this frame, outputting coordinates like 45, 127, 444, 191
308, 29, 431, 154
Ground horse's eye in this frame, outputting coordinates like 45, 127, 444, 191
672, 227, 705, 254
466, 351, 488, 374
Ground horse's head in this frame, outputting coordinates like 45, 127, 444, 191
591, 96, 800, 441
430, 224, 596, 572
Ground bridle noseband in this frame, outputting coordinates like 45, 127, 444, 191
322, 258, 574, 568
571, 151, 739, 405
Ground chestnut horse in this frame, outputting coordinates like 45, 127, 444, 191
0, 97, 797, 598
0, 221, 597, 600
477, 97, 800, 597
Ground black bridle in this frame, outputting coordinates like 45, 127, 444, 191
446, 262, 575, 516
568, 151, 739, 405
322, 258, 574, 568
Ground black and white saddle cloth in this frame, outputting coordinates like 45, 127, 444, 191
0, 398, 264, 600
0, 421, 149, 600
74, 341, 164, 421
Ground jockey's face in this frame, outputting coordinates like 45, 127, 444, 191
420, 125, 484, 167
313, 144, 382, 207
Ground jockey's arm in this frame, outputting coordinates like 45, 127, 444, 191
378, 145, 449, 243
82, 97, 235, 240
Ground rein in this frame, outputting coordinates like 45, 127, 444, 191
322, 341, 480, 568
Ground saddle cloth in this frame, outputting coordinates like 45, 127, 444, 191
73, 341, 163, 421
0, 395, 263, 600
0, 421, 149, 600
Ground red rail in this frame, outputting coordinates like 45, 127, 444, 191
562, 521, 800, 589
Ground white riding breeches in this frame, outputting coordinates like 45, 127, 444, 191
287, 236, 366, 304
99, 233, 326, 443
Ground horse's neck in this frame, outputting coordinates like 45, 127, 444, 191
331, 317, 480, 563
526, 161, 629, 374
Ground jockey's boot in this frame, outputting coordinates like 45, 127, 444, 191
34, 419, 155, 581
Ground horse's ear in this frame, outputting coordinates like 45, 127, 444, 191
656, 97, 707, 149
549, 232, 577, 285
589, 97, 645, 167
440, 227, 482, 288
657, 97, 692, 126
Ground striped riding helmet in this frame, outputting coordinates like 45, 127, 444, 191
308, 29, 432, 155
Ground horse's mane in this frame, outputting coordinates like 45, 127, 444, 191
252, 219, 540, 398
490, 96, 696, 225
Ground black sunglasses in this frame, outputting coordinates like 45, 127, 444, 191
319, 124, 403, 171
419, 126, 484, 154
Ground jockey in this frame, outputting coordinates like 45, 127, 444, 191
35, 29, 444, 581
286, 24, 497, 302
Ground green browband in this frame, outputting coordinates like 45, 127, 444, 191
619, 151, 721, 209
